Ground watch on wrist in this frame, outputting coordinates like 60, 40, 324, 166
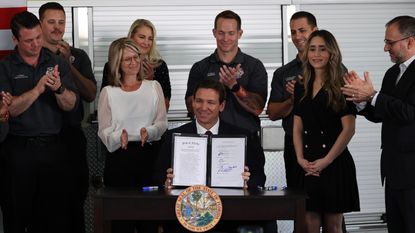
231, 83, 241, 92
54, 84, 66, 95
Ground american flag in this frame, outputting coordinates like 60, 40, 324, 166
0, 0, 27, 60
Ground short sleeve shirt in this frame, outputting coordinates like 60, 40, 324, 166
0, 48, 78, 136
267, 56, 302, 136
186, 49, 268, 133
63, 47, 96, 126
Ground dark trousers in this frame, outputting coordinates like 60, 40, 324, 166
283, 134, 304, 189
104, 141, 161, 233
60, 126, 89, 233
385, 183, 415, 233
1, 135, 72, 233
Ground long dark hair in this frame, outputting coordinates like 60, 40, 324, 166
301, 30, 346, 112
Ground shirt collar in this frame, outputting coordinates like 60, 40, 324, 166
401, 54, 415, 70
210, 48, 244, 65
195, 119, 220, 135
10, 47, 52, 66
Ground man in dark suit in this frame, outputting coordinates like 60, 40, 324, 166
156, 78, 266, 189
342, 16, 415, 233
156, 79, 273, 233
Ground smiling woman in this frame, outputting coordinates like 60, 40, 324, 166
97, 37, 168, 233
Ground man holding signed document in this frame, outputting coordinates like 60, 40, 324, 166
155, 79, 275, 232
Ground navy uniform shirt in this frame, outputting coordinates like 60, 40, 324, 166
0, 48, 79, 136
268, 56, 302, 136
186, 49, 267, 133
63, 47, 96, 127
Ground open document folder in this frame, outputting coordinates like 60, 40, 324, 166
172, 133, 246, 188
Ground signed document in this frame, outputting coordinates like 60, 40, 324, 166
172, 134, 246, 188
211, 136, 246, 187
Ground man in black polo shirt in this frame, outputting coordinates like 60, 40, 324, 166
267, 11, 318, 190
39, 3, 97, 232
185, 10, 267, 134
0, 11, 78, 233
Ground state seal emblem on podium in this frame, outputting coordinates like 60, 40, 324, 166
175, 185, 223, 232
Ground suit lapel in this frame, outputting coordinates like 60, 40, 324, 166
185, 120, 198, 134
218, 120, 229, 134
381, 64, 399, 94
394, 60, 415, 99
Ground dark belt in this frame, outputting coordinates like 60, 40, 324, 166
9, 134, 60, 147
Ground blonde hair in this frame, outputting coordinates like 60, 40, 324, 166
301, 30, 346, 112
108, 37, 144, 87
127, 19, 162, 67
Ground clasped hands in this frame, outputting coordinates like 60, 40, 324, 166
120, 127, 149, 149
38, 65, 62, 94
164, 166, 251, 189
298, 157, 330, 177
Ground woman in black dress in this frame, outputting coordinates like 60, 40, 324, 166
293, 30, 360, 233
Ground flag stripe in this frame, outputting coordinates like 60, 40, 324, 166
0, 7, 27, 29
0, 50, 13, 59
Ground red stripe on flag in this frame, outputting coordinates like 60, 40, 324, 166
0, 50, 13, 60
0, 7, 27, 30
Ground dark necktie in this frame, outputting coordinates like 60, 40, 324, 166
205, 130, 212, 135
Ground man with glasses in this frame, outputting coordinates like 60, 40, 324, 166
342, 15, 415, 233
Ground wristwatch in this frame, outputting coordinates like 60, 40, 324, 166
54, 84, 66, 95
231, 83, 241, 92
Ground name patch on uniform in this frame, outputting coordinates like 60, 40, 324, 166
207, 72, 216, 77
13, 74, 29, 80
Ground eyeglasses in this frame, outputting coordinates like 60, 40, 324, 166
384, 35, 413, 46
122, 56, 140, 65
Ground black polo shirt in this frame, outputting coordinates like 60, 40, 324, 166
0, 48, 78, 136
63, 47, 96, 127
186, 49, 267, 133
268, 56, 303, 136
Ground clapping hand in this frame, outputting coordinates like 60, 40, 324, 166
120, 129, 128, 149
341, 71, 375, 103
